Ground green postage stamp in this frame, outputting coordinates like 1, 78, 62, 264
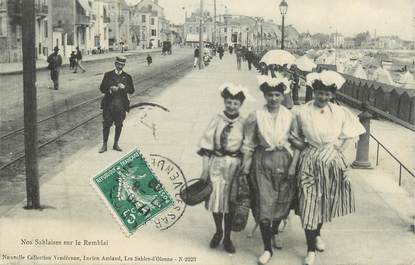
91, 149, 174, 234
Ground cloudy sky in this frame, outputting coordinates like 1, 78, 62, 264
127, 0, 415, 40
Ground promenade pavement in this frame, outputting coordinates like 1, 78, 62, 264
0, 53, 414, 265
0, 48, 162, 75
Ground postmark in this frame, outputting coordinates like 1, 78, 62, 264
148, 154, 187, 231
91, 149, 174, 235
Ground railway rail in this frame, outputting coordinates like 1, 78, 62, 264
0, 59, 192, 172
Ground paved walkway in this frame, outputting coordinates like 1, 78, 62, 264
0, 54, 414, 265
0, 48, 162, 75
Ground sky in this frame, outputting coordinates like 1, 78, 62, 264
126, 0, 415, 40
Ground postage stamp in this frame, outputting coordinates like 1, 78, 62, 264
91, 149, 174, 235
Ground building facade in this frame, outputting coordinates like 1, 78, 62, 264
0, 0, 53, 63
130, 0, 169, 49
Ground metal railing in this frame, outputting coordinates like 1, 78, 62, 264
370, 134, 415, 186
281, 63, 415, 187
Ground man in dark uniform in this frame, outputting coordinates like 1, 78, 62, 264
47, 46, 62, 90
99, 56, 134, 153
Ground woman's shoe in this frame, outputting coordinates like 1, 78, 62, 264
209, 231, 223, 248
304, 251, 316, 265
272, 234, 283, 249
223, 239, 236, 253
315, 236, 325, 252
257, 250, 272, 265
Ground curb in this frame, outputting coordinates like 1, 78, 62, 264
0, 49, 162, 76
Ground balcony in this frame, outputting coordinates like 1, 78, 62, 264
76, 14, 90, 25
0, 0, 6, 12
35, 2, 48, 18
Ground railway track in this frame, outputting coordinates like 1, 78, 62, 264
0, 59, 192, 172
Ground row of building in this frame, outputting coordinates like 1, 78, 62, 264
182, 10, 299, 50
0, 0, 179, 63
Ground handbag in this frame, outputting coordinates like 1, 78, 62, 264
230, 173, 251, 232
179, 178, 212, 206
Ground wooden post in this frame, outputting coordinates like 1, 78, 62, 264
22, 0, 40, 208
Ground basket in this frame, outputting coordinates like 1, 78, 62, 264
179, 179, 212, 206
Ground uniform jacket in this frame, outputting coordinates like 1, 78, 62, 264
100, 70, 135, 112
47, 53, 62, 71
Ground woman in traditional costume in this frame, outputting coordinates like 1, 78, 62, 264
294, 71, 366, 265
241, 75, 300, 265
198, 83, 253, 254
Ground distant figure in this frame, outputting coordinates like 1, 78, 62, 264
236, 46, 243, 71
146, 54, 152, 66
290, 70, 300, 104
69, 51, 76, 70
47, 46, 62, 90
73, 46, 86, 73
245, 47, 254, 71
194, 46, 200, 68
229, 46, 233, 54
99, 56, 134, 153
218, 45, 224, 60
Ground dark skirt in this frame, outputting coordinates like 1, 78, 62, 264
249, 147, 294, 223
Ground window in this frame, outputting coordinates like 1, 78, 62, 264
150, 18, 155, 25
203, 27, 206, 33
196, 27, 199, 32
151, 29, 156, 36
141, 15, 146, 23
0, 17, 6, 37
44, 20, 48, 38
104, 27, 107, 40
189, 26, 192, 33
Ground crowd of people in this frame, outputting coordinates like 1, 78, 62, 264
195, 45, 366, 265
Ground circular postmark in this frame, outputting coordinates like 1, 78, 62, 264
148, 154, 187, 230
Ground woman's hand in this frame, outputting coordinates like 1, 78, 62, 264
118, 83, 125, 90
200, 170, 209, 182
287, 164, 296, 178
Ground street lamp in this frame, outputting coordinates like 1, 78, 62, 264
279, 0, 288, 50
246, 27, 249, 46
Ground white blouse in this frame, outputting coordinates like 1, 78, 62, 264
296, 101, 366, 147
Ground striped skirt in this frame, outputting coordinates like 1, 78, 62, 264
297, 144, 355, 230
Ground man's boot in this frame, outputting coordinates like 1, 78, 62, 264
99, 126, 110, 153
99, 142, 108, 153
113, 126, 122, 151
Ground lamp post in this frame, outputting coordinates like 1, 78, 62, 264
279, 0, 288, 50
198, 0, 204, 69
246, 27, 249, 46
259, 18, 263, 52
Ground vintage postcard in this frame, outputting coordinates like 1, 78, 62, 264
0, 0, 414, 265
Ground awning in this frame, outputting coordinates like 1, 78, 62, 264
186, 34, 208, 43
77, 0, 93, 14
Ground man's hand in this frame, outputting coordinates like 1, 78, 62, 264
118, 83, 125, 90
110, 85, 119, 92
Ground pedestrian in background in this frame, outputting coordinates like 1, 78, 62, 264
198, 83, 251, 254
73, 46, 86, 73
290, 68, 300, 105
245, 46, 254, 71
236, 46, 243, 71
194, 46, 200, 68
69, 51, 76, 70
218, 45, 224, 60
47, 46, 62, 90
146, 54, 153, 66
98, 56, 135, 153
